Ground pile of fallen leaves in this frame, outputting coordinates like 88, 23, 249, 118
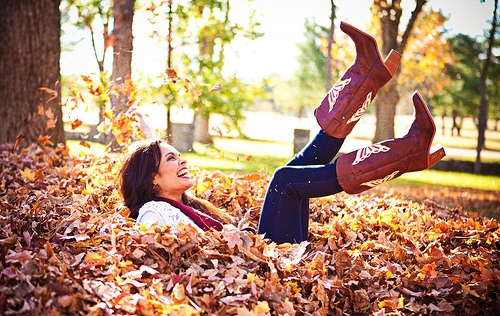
0, 142, 499, 315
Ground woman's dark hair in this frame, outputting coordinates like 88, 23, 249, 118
120, 139, 162, 219
120, 139, 233, 224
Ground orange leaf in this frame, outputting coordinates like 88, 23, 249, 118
212, 126, 223, 137
81, 75, 93, 84
13, 133, 25, 151
38, 135, 54, 147
44, 240, 54, 258
378, 299, 398, 310
71, 118, 83, 130
79, 141, 91, 148
47, 118, 57, 129
45, 107, 55, 120
39, 87, 58, 103
166, 68, 178, 79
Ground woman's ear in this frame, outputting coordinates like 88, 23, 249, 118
152, 174, 158, 192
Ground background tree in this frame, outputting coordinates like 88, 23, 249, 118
325, 1, 337, 91
60, 0, 136, 148
61, 0, 113, 131
271, 14, 355, 119
371, 0, 427, 143
62, 0, 113, 73
0, 0, 65, 145
488, 53, 500, 131
291, 19, 330, 118
142, 0, 189, 142
109, 0, 136, 115
138, 0, 262, 144
475, 0, 499, 174
398, 9, 453, 115
444, 34, 483, 136
175, 0, 263, 144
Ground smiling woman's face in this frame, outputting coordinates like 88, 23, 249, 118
153, 143, 193, 202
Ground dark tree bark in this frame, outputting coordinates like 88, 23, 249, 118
451, 109, 462, 136
475, 0, 498, 174
166, 0, 174, 141
325, 0, 336, 91
110, 0, 135, 114
0, 0, 64, 145
107, 0, 135, 148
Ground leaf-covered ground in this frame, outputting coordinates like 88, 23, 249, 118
1, 142, 499, 315
368, 183, 500, 221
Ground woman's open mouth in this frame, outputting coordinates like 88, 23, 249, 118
177, 168, 189, 178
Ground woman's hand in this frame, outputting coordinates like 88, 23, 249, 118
127, 107, 158, 140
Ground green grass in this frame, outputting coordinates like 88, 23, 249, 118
183, 138, 289, 175
184, 137, 500, 192
395, 169, 500, 191
352, 116, 500, 153
66, 135, 500, 192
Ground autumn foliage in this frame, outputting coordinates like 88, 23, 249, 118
1, 70, 499, 315
1, 138, 499, 316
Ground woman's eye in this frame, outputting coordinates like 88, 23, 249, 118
167, 154, 180, 161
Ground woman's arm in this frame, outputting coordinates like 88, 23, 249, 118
127, 107, 159, 140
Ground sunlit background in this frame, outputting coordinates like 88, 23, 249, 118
61, 0, 495, 82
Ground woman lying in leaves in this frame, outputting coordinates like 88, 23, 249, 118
120, 21, 446, 244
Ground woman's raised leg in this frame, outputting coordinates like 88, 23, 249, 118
287, 130, 345, 167
257, 163, 343, 244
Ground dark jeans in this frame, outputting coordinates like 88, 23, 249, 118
257, 130, 345, 244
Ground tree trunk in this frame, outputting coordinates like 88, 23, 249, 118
0, 0, 64, 145
372, 0, 427, 143
110, 0, 135, 114
451, 109, 461, 136
372, 0, 402, 143
441, 112, 445, 136
325, 0, 336, 91
165, 0, 173, 142
474, 0, 498, 174
373, 81, 398, 141
107, 0, 135, 147
194, 114, 212, 145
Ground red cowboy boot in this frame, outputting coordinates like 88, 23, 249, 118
336, 91, 446, 194
315, 21, 401, 138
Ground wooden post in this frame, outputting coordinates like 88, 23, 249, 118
293, 129, 310, 155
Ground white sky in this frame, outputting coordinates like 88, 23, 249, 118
61, 0, 496, 82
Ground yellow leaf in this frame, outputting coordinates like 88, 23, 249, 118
252, 301, 270, 316
20, 168, 35, 181
171, 283, 187, 304
398, 296, 405, 309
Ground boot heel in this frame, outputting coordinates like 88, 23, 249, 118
428, 145, 446, 168
383, 49, 402, 77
